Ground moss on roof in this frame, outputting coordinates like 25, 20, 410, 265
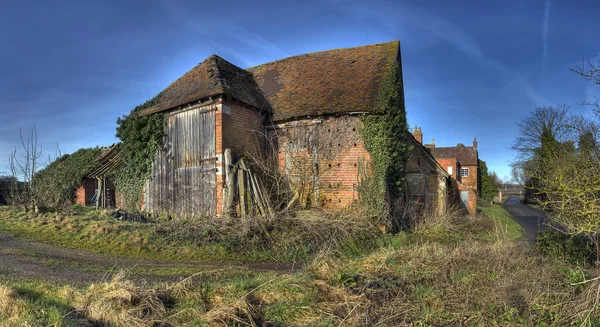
139, 41, 401, 122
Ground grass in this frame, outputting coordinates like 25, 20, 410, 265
478, 204, 525, 240
0, 206, 230, 262
0, 205, 383, 264
1, 211, 599, 326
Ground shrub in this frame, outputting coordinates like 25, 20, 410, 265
477, 197, 492, 208
536, 229, 596, 265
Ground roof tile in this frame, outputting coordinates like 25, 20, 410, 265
138, 41, 401, 121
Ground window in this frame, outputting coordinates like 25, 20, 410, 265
447, 166, 453, 175
460, 168, 469, 177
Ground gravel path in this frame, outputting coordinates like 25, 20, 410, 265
0, 232, 292, 286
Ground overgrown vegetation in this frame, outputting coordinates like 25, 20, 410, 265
114, 93, 166, 211
33, 147, 102, 210
511, 57, 600, 262
0, 205, 382, 263
2, 209, 599, 326
537, 228, 597, 266
359, 63, 410, 228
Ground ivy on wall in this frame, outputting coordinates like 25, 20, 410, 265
358, 63, 411, 226
114, 93, 165, 211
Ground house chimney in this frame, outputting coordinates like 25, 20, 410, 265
431, 139, 435, 148
473, 137, 478, 149
412, 126, 423, 144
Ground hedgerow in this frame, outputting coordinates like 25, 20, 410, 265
34, 147, 102, 208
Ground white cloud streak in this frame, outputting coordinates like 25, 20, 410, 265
336, 1, 553, 107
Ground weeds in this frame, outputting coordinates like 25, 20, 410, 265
1, 205, 600, 326
0, 206, 381, 263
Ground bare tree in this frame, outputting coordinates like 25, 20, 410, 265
8, 125, 45, 212
511, 106, 571, 161
573, 56, 600, 115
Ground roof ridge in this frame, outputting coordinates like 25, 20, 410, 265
246, 40, 399, 71
207, 54, 227, 92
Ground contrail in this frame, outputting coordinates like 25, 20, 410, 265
542, 0, 552, 63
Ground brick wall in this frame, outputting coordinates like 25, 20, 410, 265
75, 178, 97, 206
458, 164, 478, 190
274, 116, 370, 210
221, 100, 267, 161
75, 185, 86, 206
431, 158, 478, 214
218, 99, 267, 214
457, 182, 477, 215
436, 158, 458, 178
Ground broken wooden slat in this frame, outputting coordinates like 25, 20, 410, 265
248, 170, 265, 215
238, 166, 247, 217
223, 149, 235, 216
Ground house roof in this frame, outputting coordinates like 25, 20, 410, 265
429, 145, 478, 165
139, 41, 401, 121
140, 55, 269, 116
248, 41, 401, 121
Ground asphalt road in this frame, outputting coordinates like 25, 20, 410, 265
503, 196, 548, 242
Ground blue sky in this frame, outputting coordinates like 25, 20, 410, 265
0, 0, 598, 180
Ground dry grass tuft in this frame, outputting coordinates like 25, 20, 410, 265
76, 272, 168, 326
0, 285, 28, 322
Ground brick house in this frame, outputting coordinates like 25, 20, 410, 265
134, 41, 451, 218
412, 127, 479, 214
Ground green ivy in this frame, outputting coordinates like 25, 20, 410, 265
34, 147, 102, 208
114, 92, 166, 211
358, 63, 411, 226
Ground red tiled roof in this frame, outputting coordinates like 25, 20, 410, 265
140, 55, 269, 116
429, 145, 478, 165
248, 41, 401, 121
138, 41, 401, 121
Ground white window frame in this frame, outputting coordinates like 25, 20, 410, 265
460, 168, 469, 177
447, 166, 453, 175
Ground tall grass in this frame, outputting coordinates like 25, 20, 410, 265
1, 207, 599, 326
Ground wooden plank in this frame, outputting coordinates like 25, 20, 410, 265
248, 170, 264, 215
145, 106, 217, 218
238, 167, 247, 217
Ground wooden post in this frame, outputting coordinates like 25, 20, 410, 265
238, 164, 247, 217
249, 171, 265, 215
223, 149, 235, 216
103, 177, 107, 209
240, 159, 253, 215
96, 177, 103, 210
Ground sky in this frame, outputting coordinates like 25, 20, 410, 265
0, 0, 598, 181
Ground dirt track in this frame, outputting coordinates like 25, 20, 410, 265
0, 233, 293, 286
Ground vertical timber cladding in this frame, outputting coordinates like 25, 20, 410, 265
146, 106, 217, 218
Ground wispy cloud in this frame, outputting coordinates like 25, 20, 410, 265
542, 0, 552, 64
336, 1, 553, 107
153, 0, 286, 66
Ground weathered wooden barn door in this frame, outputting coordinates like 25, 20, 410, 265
146, 107, 216, 218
